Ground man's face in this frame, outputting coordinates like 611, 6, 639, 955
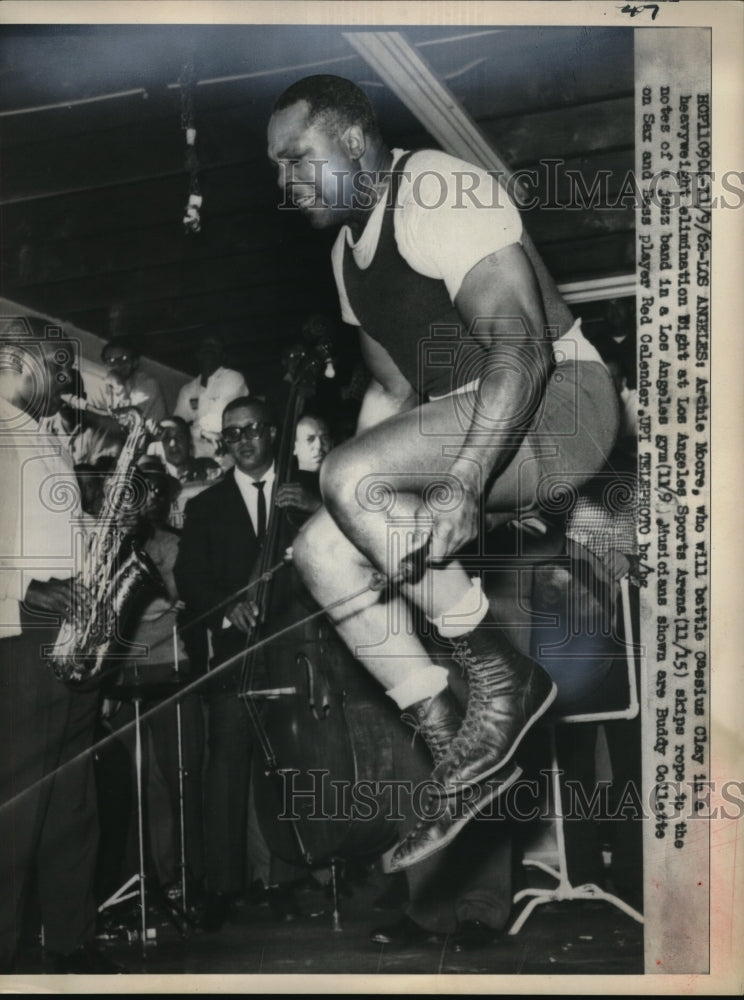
294, 416, 331, 471
161, 427, 191, 468
111, 468, 171, 530
267, 101, 358, 230
196, 339, 223, 376
103, 345, 136, 382
141, 473, 172, 526
222, 404, 276, 476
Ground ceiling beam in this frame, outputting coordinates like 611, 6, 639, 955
344, 31, 517, 186
343, 31, 629, 318
0, 88, 148, 118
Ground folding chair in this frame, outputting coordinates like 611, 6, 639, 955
508, 479, 645, 935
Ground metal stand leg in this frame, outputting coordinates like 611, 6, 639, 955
509, 726, 644, 935
98, 697, 154, 958
170, 625, 189, 913
329, 859, 343, 932
174, 696, 188, 913
133, 698, 148, 954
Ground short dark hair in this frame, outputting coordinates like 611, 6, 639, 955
222, 395, 277, 427
159, 415, 191, 436
273, 75, 380, 139
101, 335, 139, 362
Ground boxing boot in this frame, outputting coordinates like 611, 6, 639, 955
401, 686, 462, 766
391, 683, 521, 872
433, 610, 556, 791
388, 763, 522, 872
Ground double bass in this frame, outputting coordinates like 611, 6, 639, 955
237, 336, 399, 894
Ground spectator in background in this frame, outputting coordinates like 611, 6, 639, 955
95, 336, 167, 430
147, 416, 218, 716
293, 413, 332, 473
148, 416, 222, 529
173, 335, 249, 469
275, 413, 333, 520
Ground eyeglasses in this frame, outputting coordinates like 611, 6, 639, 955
221, 422, 270, 444
145, 480, 170, 497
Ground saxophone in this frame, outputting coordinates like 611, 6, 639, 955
48, 407, 164, 684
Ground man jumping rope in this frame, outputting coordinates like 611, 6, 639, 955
266, 75, 619, 870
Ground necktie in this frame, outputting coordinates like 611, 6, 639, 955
253, 480, 267, 540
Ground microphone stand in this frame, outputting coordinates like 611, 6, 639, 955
172, 624, 188, 915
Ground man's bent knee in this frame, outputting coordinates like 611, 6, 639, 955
291, 507, 369, 587
291, 509, 335, 580
319, 444, 371, 520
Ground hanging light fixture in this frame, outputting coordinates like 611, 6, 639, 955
179, 59, 202, 235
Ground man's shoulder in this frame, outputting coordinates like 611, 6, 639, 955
399, 148, 499, 204
403, 147, 467, 168
400, 147, 483, 179
136, 370, 164, 393
215, 367, 248, 391
217, 365, 245, 381
189, 457, 222, 481
183, 471, 233, 513
177, 375, 199, 396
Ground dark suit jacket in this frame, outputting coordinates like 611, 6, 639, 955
174, 468, 299, 676
174, 469, 264, 670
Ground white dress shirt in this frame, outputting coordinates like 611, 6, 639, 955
233, 463, 276, 535
221, 463, 275, 629
0, 398, 88, 638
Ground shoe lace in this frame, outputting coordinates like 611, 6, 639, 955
451, 639, 476, 675
440, 696, 493, 761
400, 708, 454, 765
400, 711, 423, 751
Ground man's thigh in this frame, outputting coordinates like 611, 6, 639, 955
332, 392, 539, 515
327, 364, 615, 519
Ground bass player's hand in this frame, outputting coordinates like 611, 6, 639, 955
225, 597, 260, 633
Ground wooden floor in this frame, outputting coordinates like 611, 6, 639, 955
8, 865, 644, 987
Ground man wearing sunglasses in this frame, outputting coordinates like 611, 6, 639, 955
94, 336, 167, 429
174, 397, 300, 929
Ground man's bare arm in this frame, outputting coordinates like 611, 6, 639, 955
355, 328, 419, 433
427, 243, 554, 560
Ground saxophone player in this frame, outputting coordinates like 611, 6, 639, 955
0, 317, 126, 975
